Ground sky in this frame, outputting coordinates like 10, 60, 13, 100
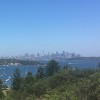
0, 0, 100, 57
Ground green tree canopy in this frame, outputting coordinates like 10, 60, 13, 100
11, 68, 22, 91
36, 67, 45, 79
46, 59, 60, 76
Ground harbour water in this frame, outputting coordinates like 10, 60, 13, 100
0, 59, 100, 86
0, 65, 40, 87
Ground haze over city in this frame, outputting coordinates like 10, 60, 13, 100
0, 0, 100, 57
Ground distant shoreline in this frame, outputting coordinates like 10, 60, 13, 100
0, 59, 43, 66
0, 57, 100, 66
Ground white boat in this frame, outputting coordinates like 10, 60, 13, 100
5, 79, 9, 82
8, 76, 11, 79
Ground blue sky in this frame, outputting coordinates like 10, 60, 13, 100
0, 0, 100, 56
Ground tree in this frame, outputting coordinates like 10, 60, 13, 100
46, 59, 60, 76
33, 82, 47, 97
0, 79, 4, 99
22, 72, 35, 94
36, 67, 45, 79
11, 68, 22, 91
25, 72, 34, 85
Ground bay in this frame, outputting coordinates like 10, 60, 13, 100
0, 59, 100, 86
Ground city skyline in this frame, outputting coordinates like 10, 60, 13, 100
0, 0, 100, 57
0, 50, 80, 57
0, 50, 81, 61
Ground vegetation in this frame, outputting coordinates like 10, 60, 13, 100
11, 68, 22, 91
0, 59, 41, 65
0, 60, 100, 100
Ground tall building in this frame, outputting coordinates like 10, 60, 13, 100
37, 53, 40, 57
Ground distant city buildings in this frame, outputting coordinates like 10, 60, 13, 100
0, 51, 81, 60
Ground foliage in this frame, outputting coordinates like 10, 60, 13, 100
36, 67, 45, 79
1, 60, 100, 100
0, 79, 4, 99
0, 59, 41, 65
11, 68, 22, 91
32, 81, 48, 97
46, 59, 60, 76
21, 72, 35, 94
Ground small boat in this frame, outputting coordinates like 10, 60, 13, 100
25, 69, 28, 74
5, 79, 9, 82
8, 76, 11, 79
69, 63, 73, 64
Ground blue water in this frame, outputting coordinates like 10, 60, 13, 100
0, 59, 100, 86
0, 65, 40, 87
39, 59, 100, 68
